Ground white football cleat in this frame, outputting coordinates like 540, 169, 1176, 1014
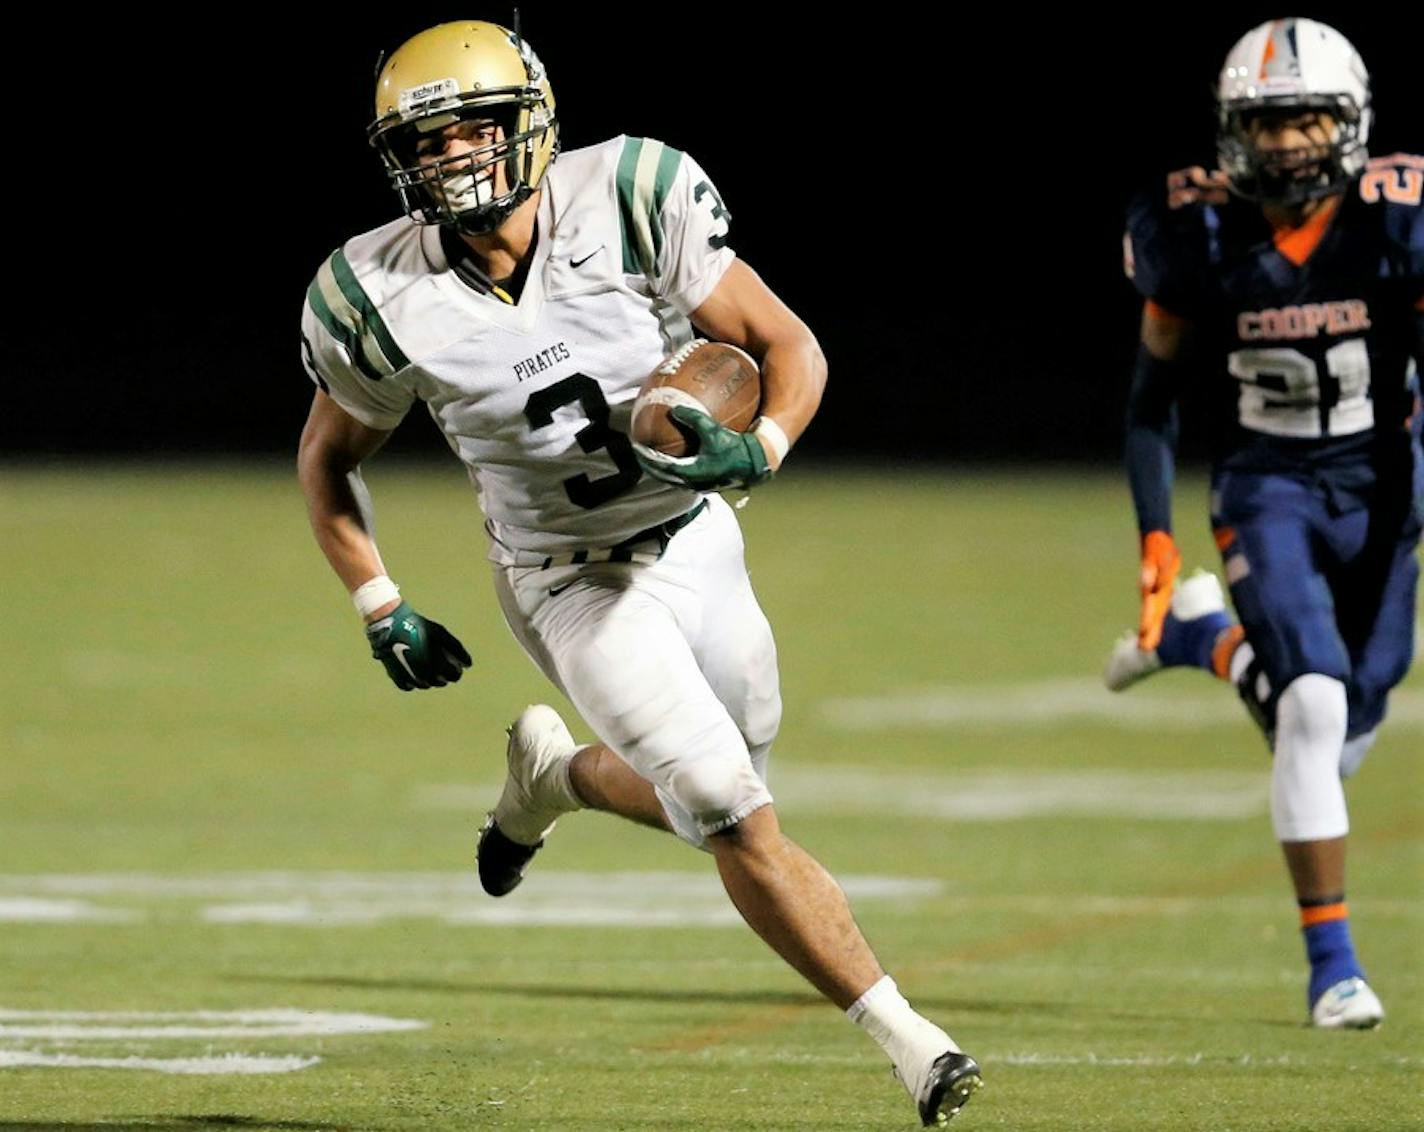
476, 705, 581, 897
1311, 977, 1384, 1030
893, 1044, 983, 1127
1103, 570, 1228, 692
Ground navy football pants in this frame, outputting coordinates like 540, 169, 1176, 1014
1211, 455, 1422, 738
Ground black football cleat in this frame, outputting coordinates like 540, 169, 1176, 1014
918, 1051, 983, 1127
476, 814, 544, 897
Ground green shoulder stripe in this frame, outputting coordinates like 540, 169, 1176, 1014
306, 249, 410, 381
616, 137, 684, 276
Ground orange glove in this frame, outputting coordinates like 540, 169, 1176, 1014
1138, 530, 1181, 650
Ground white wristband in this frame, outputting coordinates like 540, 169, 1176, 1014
752, 416, 790, 469
352, 574, 401, 619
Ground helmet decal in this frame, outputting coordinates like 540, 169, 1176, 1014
1216, 18, 1371, 206
398, 78, 461, 118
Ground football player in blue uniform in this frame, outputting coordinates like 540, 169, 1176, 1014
1104, 18, 1422, 1029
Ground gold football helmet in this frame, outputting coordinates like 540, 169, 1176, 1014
369, 21, 559, 234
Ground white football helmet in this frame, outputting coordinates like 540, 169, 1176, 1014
368, 21, 559, 234
1216, 18, 1371, 205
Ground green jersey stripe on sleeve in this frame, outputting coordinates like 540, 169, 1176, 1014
327, 249, 411, 373
616, 137, 684, 277
306, 274, 386, 384
616, 137, 645, 274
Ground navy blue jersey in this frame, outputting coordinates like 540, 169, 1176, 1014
1126, 156, 1424, 475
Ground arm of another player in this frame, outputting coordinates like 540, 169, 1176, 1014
688, 258, 828, 472
1127, 300, 1193, 649
1413, 298, 1424, 441
297, 390, 471, 690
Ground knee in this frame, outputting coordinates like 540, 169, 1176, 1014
745, 689, 782, 753
1271, 674, 1350, 842
666, 756, 772, 837
1276, 674, 1349, 767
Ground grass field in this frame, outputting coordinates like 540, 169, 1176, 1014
2, 463, 1421, 1131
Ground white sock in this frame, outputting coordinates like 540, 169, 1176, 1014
550, 744, 589, 812
1228, 640, 1255, 685
1272, 674, 1349, 841
846, 976, 958, 1094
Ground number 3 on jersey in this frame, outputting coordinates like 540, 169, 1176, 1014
524, 374, 642, 508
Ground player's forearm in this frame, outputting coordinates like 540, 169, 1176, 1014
755, 332, 827, 464
1124, 343, 1183, 534
298, 452, 391, 604
1412, 307, 1424, 395
1126, 426, 1177, 535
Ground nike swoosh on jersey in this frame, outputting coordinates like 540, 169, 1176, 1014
548, 582, 575, 596
570, 247, 604, 269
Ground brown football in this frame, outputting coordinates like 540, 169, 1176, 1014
630, 339, 762, 457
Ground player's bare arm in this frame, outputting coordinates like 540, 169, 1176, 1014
297, 389, 395, 611
689, 259, 828, 469
298, 389, 471, 691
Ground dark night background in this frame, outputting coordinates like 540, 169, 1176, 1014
7, 8, 1419, 464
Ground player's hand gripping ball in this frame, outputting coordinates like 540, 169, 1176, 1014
630, 339, 770, 491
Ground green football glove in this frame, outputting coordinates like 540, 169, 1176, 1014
364, 600, 472, 691
633, 406, 772, 492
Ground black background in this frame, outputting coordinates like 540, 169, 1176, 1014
9, 8, 1418, 463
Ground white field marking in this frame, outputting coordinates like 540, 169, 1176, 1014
0, 873, 937, 929
0, 1050, 320, 1075
411, 768, 1271, 822
5, 875, 1418, 929
988, 1052, 1423, 1068
820, 678, 1424, 731
771, 766, 1270, 821
719, 1048, 1423, 1069
901, 893, 1424, 918
0, 898, 139, 923
0, 1008, 426, 1041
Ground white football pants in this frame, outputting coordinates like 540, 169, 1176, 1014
493, 494, 782, 849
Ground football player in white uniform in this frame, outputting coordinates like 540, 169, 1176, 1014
296, 21, 981, 1126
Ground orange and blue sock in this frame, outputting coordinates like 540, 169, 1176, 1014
1156, 607, 1234, 671
1300, 896, 1364, 1007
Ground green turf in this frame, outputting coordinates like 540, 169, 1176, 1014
2, 464, 1420, 1131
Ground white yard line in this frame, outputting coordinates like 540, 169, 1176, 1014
0, 873, 939, 929
414, 767, 1273, 822
0, 1008, 426, 1041
770, 766, 1269, 821
819, 678, 1424, 731
719, 1048, 1421, 1069
0, 898, 139, 923
0, 1050, 320, 1074
988, 1051, 1421, 1068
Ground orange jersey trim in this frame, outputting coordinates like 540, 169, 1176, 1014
1300, 902, 1349, 928
1273, 196, 1341, 267
1145, 298, 1188, 326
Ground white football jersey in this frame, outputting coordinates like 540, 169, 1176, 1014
301, 136, 736, 564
